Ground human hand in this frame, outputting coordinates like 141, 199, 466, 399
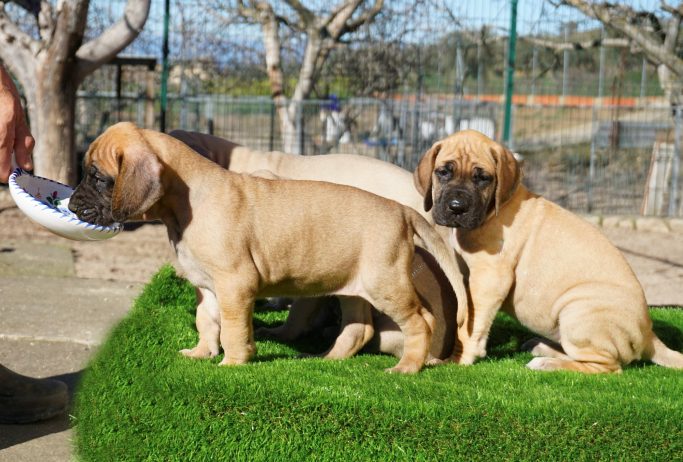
0, 68, 34, 183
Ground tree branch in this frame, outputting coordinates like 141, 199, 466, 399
662, 1, 683, 18
561, 0, 683, 76
36, 0, 55, 43
74, 0, 151, 83
324, 0, 362, 38
521, 35, 629, 52
235, 0, 261, 21
663, 9, 681, 53
283, 0, 314, 27
289, 0, 384, 104
0, 4, 38, 80
341, 0, 383, 35
234, 1, 296, 29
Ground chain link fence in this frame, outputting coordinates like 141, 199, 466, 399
70, 0, 682, 217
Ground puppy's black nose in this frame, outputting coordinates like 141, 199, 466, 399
68, 194, 85, 215
448, 197, 469, 214
68, 198, 79, 214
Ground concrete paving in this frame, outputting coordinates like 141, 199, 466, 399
0, 241, 143, 462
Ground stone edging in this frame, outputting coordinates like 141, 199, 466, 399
580, 215, 683, 234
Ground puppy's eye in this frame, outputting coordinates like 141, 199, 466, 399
434, 164, 453, 180
473, 169, 493, 186
93, 174, 112, 191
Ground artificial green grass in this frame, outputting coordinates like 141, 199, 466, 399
74, 266, 683, 461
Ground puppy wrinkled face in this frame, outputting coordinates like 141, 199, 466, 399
68, 164, 116, 226
432, 158, 495, 230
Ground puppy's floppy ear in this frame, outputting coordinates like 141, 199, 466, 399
111, 142, 164, 222
490, 143, 521, 215
414, 141, 441, 212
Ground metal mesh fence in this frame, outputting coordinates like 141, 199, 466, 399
69, 0, 682, 217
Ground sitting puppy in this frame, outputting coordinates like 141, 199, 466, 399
414, 129, 683, 373
69, 122, 468, 374
169, 130, 459, 362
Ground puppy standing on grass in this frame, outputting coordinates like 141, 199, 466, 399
68, 122, 468, 374
414, 130, 683, 373
168, 130, 459, 362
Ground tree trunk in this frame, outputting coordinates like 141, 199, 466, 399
277, 31, 325, 155
274, 99, 299, 154
247, 1, 383, 154
657, 64, 682, 109
28, 79, 78, 185
0, 0, 151, 184
259, 13, 299, 154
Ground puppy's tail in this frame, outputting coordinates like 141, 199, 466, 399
648, 335, 683, 369
407, 209, 469, 327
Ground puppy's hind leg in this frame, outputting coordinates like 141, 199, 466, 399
317, 297, 374, 360
384, 301, 432, 374
526, 356, 622, 373
180, 287, 221, 359
526, 306, 624, 374
369, 277, 432, 374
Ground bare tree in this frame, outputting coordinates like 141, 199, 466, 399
535, 1, 683, 109
0, 0, 151, 184
322, 1, 434, 98
222, 0, 384, 154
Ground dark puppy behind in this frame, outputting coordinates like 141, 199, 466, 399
69, 122, 468, 373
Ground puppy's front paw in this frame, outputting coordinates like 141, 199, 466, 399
426, 356, 449, 367
179, 345, 218, 359
453, 355, 475, 365
384, 365, 421, 374
450, 349, 480, 365
218, 356, 249, 366
218, 344, 256, 366
452, 339, 487, 365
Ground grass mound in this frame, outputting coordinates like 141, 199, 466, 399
74, 266, 683, 461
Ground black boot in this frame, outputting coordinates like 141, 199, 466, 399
0, 364, 68, 424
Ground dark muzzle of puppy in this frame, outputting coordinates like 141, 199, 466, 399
434, 184, 490, 230
68, 166, 115, 226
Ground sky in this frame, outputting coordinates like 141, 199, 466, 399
83, 0, 675, 59
438, 0, 668, 36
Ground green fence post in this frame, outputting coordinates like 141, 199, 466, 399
502, 0, 518, 145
